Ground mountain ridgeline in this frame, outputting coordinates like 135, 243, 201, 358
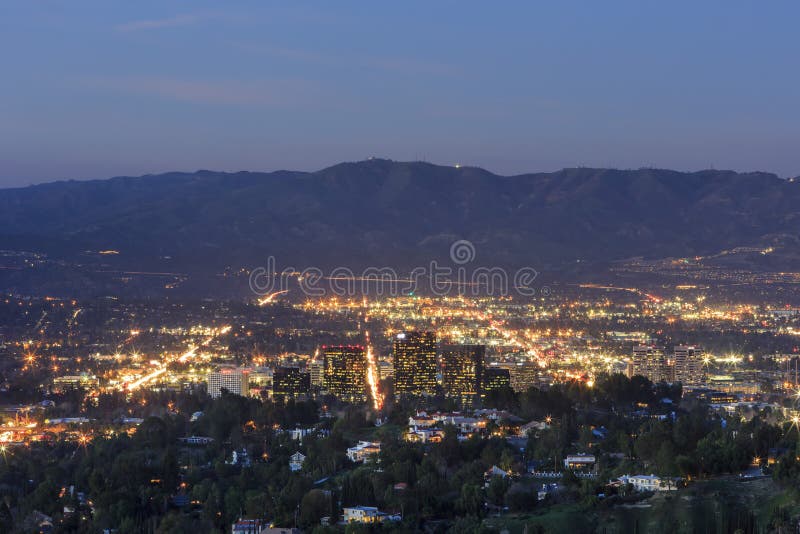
1, 160, 799, 275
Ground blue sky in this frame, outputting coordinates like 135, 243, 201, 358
1, 1, 799, 186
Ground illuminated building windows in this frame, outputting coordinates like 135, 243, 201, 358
323, 345, 367, 403
393, 332, 437, 397
441, 344, 484, 408
272, 366, 310, 401
482, 366, 511, 396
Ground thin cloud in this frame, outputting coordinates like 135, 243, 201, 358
239, 43, 460, 77
116, 14, 205, 32
80, 76, 319, 108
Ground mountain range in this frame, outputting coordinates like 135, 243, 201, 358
1, 159, 799, 295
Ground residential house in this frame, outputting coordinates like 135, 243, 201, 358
289, 451, 306, 472
343, 506, 400, 524
564, 454, 596, 472
346, 441, 381, 463
618, 474, 676, 492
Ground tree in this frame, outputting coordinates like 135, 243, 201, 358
224, 486, 245, 524
135, 417, 169, 448
561, 469, 580, 488
161, 448, 179, 490
448, 515, 486, 533
299, 489, 332, 529
457, 484, 483, 517
505, 483, 537, 512
486, 476, 509, 506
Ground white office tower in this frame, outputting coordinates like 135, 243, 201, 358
207, 368, 248, 398
632, 345, 673, 383
673, 345, 705, 386
310, 360, 325, 387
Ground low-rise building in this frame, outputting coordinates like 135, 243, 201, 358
289, 427, 315, 441
408, 413, 437, 429
564, 454, 596, 472
485, 465, 510, 480
405, 428, 445, 443
289, 451, 305, 472
346, 441, 381, 463
440, 415, 486, 435
518, 420, 550, 436
618, 474, 676, 492
227, 449, 250, 467
52, 374, 99, 393
232, 518, 263, 534
231, 519, 301, 534
342, 506, 399, 524
179, 436, 214, 445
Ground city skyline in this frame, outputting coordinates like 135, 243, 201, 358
4, 3, 800, 532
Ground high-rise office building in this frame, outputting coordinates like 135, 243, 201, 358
482, 366, 511, 395
272, 366, 310, 400
440, 344, 484, 407
632, 345, 674, 383
674, 345, 705, 385
393, 331, 437, 397
378, 360, 394, 380
207, 368, 248, 398
309, 359, 325, 388
501, 361, 540, 393
323, 345, 367, 402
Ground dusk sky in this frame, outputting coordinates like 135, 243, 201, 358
2, 1, 799, 187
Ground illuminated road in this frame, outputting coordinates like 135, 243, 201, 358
257, 290, 290, 306
454, 299, 547, 366
123, 325, 232, 392
362, 316, 383, 411
125, 367, 166, 391
578, 283, 662, 303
